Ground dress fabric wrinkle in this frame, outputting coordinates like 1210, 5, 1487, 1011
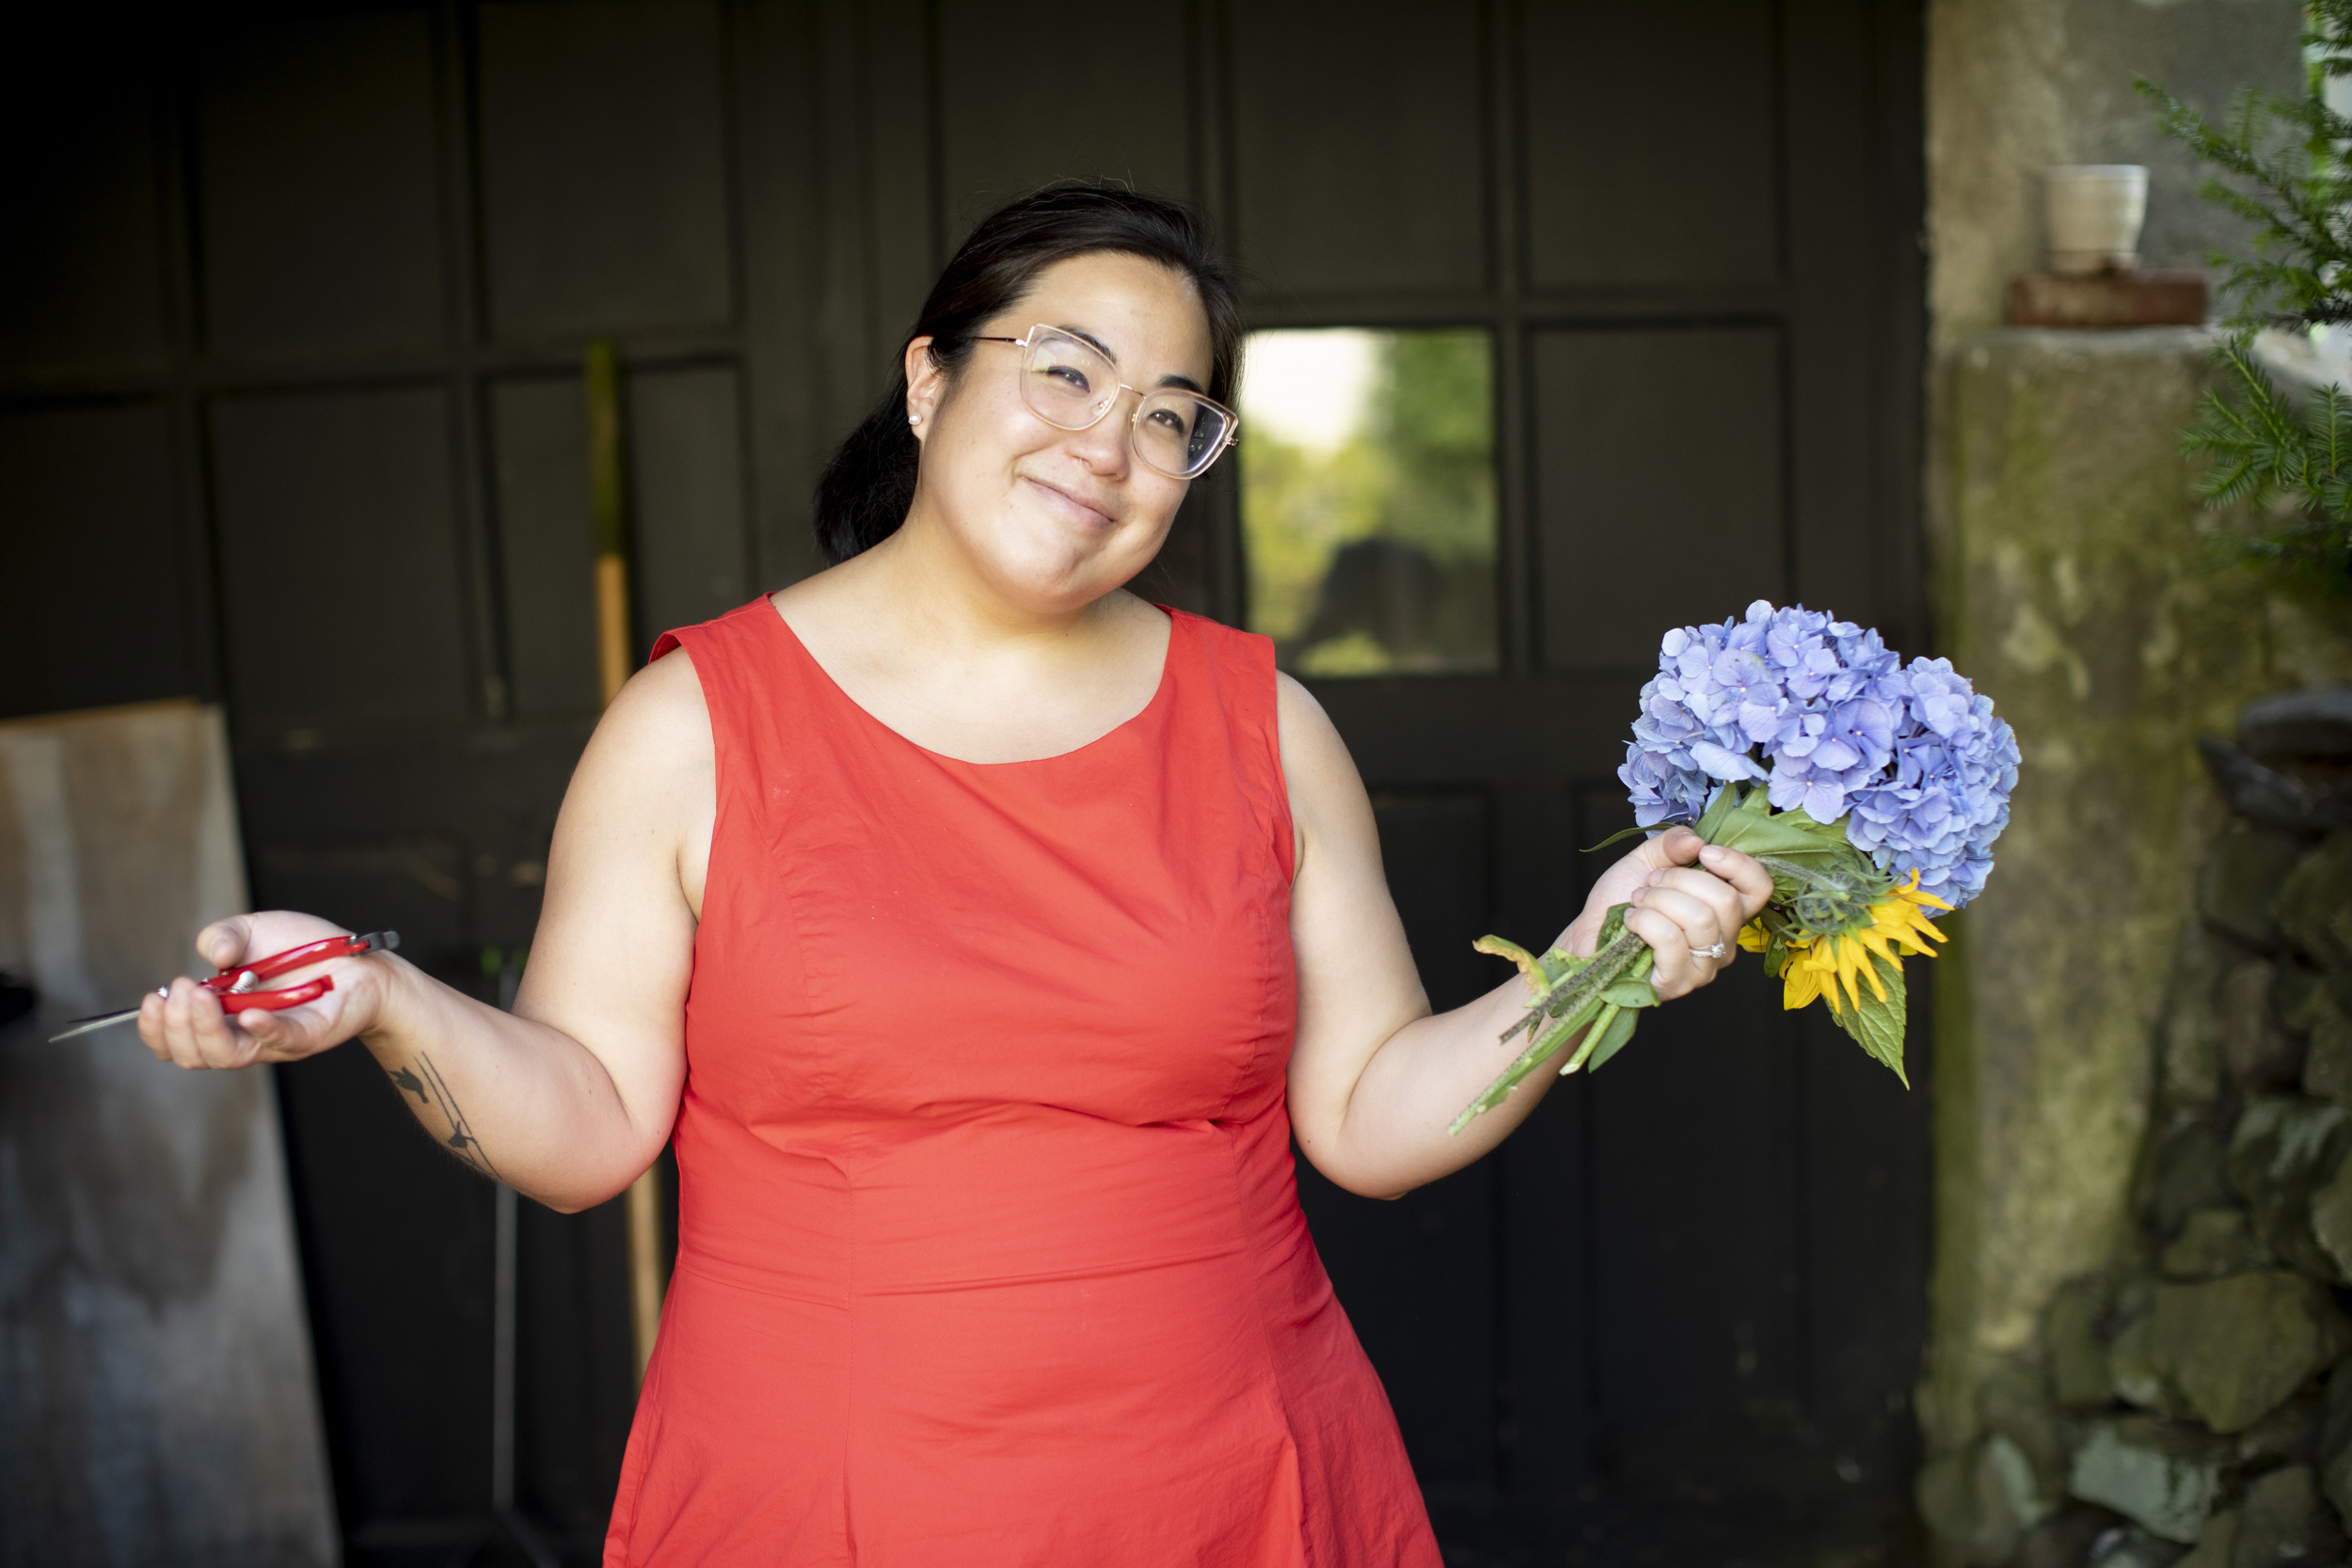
602, 597, 1440, 1567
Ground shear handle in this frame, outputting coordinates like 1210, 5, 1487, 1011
200, 930, 400, 1012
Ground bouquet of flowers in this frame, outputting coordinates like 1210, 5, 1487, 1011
1450, 601, 2019, 1134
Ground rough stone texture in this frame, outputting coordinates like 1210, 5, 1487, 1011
2050, 1276, 2117, 1409
1926, 0, 2305, 347
2220, 960, 2307, 1092
2152, 1122, 2234, 1239
2162, 927, 2231, 1106
1981, 1357, 2073, 1513
2070, 1416, 2234, 1544
2228, 1464, 2344, 1565
1922, 1432, 2056, 1564
2325, 1442, 2352, 1544
2198, 736, 2350, 838
2174, 1509, 2237, 1568
1923, 327, 2352, 1462
2302, 1017, 2352, 1104
0, 703, 336, 1568
2090, 1525, 2190, 1568
2017, 1505, 2125, 1568
2274, 965, 2330, 1040
2113, 1307, 2199, 1419
2234, 1391, 2324, 1469
2241, 689, 2352, 761
2201, 826, 2307, 953
2161, 1209, 2269, 1281
2227, 1099, 2352, 1282
2309, 1148, 2352, 1282
2149, 1273, 2351, 1434
2278, 832, 2352, 973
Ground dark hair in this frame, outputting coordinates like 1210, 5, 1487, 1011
812, 182, 1243, 566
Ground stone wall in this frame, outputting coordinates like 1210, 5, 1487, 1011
1926, 0, 2303, 347
1919, 693, 2352, 1568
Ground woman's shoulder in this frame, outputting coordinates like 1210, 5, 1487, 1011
596, 645, 715, 788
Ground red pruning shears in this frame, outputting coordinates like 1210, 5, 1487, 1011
48, 930, 400, 1043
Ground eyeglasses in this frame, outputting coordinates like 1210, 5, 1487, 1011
973, 325, 1238, 480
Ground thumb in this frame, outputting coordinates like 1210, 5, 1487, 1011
195, 916, 254, 971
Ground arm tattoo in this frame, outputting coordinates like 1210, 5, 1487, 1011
385, 1053, 501, 1182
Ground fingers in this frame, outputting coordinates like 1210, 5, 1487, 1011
1695, 843, 1774, 919
1624, 904, 1708, 1000
195, 915, 257, 971
1629, 865, 1753, 1000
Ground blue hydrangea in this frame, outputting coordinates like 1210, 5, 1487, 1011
1618, 601, 2020, 909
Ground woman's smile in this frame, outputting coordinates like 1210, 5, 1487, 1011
1017, 470, 1119, 531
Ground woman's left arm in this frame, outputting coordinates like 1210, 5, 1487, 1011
1279, 674, 1773, 1200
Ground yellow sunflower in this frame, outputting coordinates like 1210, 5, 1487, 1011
1745, 872, 1950, 1014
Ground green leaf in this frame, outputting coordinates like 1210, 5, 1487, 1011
1826, 955, 1910, 1086
1583, 1006, 1641, 1071
1599, 977, 1659, 1009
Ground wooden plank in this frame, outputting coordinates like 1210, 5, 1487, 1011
0, 700, 336, 1567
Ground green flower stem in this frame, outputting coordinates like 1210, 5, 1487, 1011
1448, 928, 1651, 1135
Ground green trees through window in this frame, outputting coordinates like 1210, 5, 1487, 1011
1239, 328, 1498, 674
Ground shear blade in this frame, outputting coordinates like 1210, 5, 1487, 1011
48, 1008, 143, 1044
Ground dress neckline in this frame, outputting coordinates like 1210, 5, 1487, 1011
757, 597, 1180, 768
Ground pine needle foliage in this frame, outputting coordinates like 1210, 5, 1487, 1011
2140, 0, 2352, 594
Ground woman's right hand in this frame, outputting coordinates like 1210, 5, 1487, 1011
135, 911, 404, 1071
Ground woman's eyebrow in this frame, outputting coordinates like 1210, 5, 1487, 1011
1056, 324, 1206, 394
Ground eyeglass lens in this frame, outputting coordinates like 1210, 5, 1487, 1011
1017, 329, 1232, 479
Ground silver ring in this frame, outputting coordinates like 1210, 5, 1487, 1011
1691, 942, 1727, 961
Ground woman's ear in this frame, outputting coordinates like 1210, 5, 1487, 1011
903, 336, 946, 439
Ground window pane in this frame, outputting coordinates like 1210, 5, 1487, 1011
1239, 328, 1497, 675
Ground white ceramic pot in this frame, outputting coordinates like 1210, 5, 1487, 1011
2042, 165, 2149, 275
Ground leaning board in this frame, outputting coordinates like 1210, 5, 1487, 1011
0, 700, 336, 1568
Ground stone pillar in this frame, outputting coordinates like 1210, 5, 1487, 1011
1921, 331, 2352, 1483
1915, 7, 2324, 1560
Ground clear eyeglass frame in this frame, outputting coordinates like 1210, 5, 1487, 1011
972, 325, 1239, 480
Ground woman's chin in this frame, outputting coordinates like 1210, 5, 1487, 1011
974, 522, 1158, 610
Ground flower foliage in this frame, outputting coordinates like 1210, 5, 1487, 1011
1618, 601, 2020, 908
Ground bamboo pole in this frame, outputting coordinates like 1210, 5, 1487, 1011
586, 341, 668, 1382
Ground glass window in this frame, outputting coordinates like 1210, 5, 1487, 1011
1239, 328, 1498, 675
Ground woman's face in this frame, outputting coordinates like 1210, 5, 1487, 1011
902, 250, 1214, 616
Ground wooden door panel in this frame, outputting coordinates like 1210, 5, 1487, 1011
1521, 0, 1780, 291
0, 84, 167, 375
1231, 0, 1488, 295
629, 365, 752, 638
934, 5, 1192, 232
198, 11, 447, 357
1586, 965, 1798, 1429
478, 0, 734, 340
490, 374, 601, 721
211, 387, 472, 729
1533, 326, 1786, 671
0, 404, 190, 719
1298, 789, 1503, 1492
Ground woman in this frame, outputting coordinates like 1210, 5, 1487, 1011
138, 184, 1771, 1565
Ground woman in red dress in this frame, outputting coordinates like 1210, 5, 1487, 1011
138, 185, 1770, 1565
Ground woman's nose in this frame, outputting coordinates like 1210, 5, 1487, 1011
1068, 395, 1134, 475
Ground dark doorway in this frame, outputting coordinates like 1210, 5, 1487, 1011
2, 4, 1927, 1562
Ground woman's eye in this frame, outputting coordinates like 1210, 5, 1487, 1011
1143, 405, 1192, 436
1041, 361, 1093, 394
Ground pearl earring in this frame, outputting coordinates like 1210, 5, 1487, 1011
910, 412, 923, 426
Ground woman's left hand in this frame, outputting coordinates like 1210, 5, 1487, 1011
1564, 827, 1774, 1002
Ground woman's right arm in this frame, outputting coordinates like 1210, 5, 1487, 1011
135, 650, 712, 1214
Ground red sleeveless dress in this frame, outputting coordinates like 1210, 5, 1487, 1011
603, 599, 1440, 1567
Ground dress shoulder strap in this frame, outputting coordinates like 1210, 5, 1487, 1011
1161, 609, 1295, 883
